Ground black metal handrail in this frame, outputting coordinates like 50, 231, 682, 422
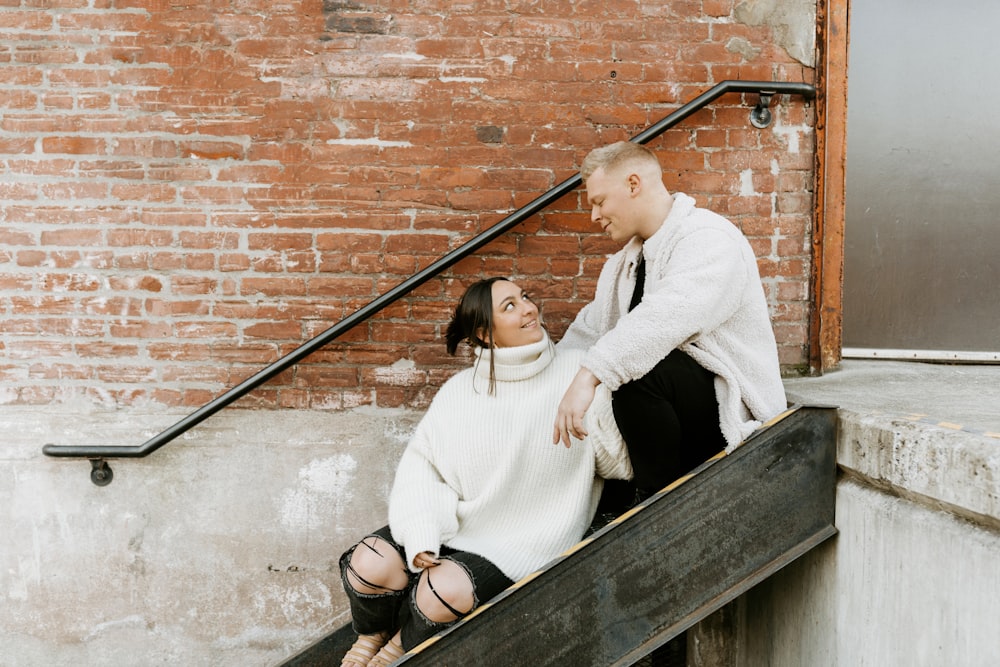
43, 80, 815, 483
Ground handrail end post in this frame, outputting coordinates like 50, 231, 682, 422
43, 444, 116, 486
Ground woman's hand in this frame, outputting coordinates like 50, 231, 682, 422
413, 551, 441, 569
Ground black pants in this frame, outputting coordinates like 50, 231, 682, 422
610, 348, 726, 501
339, 526, 514, 651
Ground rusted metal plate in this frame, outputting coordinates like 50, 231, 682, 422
281, 406, 838, 667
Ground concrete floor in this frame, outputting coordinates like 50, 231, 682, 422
783, 359, 1000, 439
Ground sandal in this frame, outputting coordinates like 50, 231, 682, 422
341, 631, 389, 667
368, 635, 405, 666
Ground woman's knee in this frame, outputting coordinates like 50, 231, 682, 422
344, 535, 408, 595
414, 559, 475, 624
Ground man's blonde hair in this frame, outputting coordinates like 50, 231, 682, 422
580, 141, 662, 181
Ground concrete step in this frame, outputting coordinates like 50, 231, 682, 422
785, 360, 1000, 528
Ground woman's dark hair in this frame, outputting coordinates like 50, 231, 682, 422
445, 277, 510, 394
445, 277, 508, 355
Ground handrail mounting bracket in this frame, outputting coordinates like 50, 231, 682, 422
750, 91, 776, 128
90, 459, 114, 487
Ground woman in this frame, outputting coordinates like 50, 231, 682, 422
339, 277, 632, 666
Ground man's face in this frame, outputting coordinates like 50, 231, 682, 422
585, 166, 639, 243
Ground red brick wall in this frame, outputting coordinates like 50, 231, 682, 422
0, 0, 815, 411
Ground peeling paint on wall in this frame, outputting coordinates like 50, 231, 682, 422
726, 37, 762, 62
322, 0, 395, 35
248, 580, 334, 627
280, 455, 359, 530
735, 0, 816, 67
373, 359, 427, 387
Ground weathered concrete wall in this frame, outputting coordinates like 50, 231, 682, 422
698, 409, 1000, 666
738, 478, 1000, 665
1, 407, 417, 666
10, 401, 1000, 665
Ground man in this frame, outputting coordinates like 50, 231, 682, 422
553, 141, 787, 500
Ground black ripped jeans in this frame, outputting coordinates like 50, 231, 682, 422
609, 348, 726, 504
339, 525, 513, 651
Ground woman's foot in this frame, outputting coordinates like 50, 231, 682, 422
367, 633, 404, 667
341, 631, 389, 667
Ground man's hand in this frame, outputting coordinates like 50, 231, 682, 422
553, 367, 601, 448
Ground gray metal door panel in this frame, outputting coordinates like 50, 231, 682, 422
844, 0, 1000, 357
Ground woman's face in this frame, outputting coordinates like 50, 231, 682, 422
488, 280, 543, 348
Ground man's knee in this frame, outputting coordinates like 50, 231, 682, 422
414, 559, 474, 624
614, 349, 714, 406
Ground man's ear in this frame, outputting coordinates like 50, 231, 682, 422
627, 172, 641, 195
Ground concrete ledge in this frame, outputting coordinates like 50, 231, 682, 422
784, 360, 1000, 437
784, 359, 1000, 529
834, 409, 1000, 528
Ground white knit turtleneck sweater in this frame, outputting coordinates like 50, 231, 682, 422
388, 331, 631, 581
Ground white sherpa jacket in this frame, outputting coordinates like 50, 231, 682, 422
558, 192, 787, 452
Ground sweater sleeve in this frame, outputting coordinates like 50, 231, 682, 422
387, 421, 461, 572
585, 227, 748, 391
584, 385, 633, 481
